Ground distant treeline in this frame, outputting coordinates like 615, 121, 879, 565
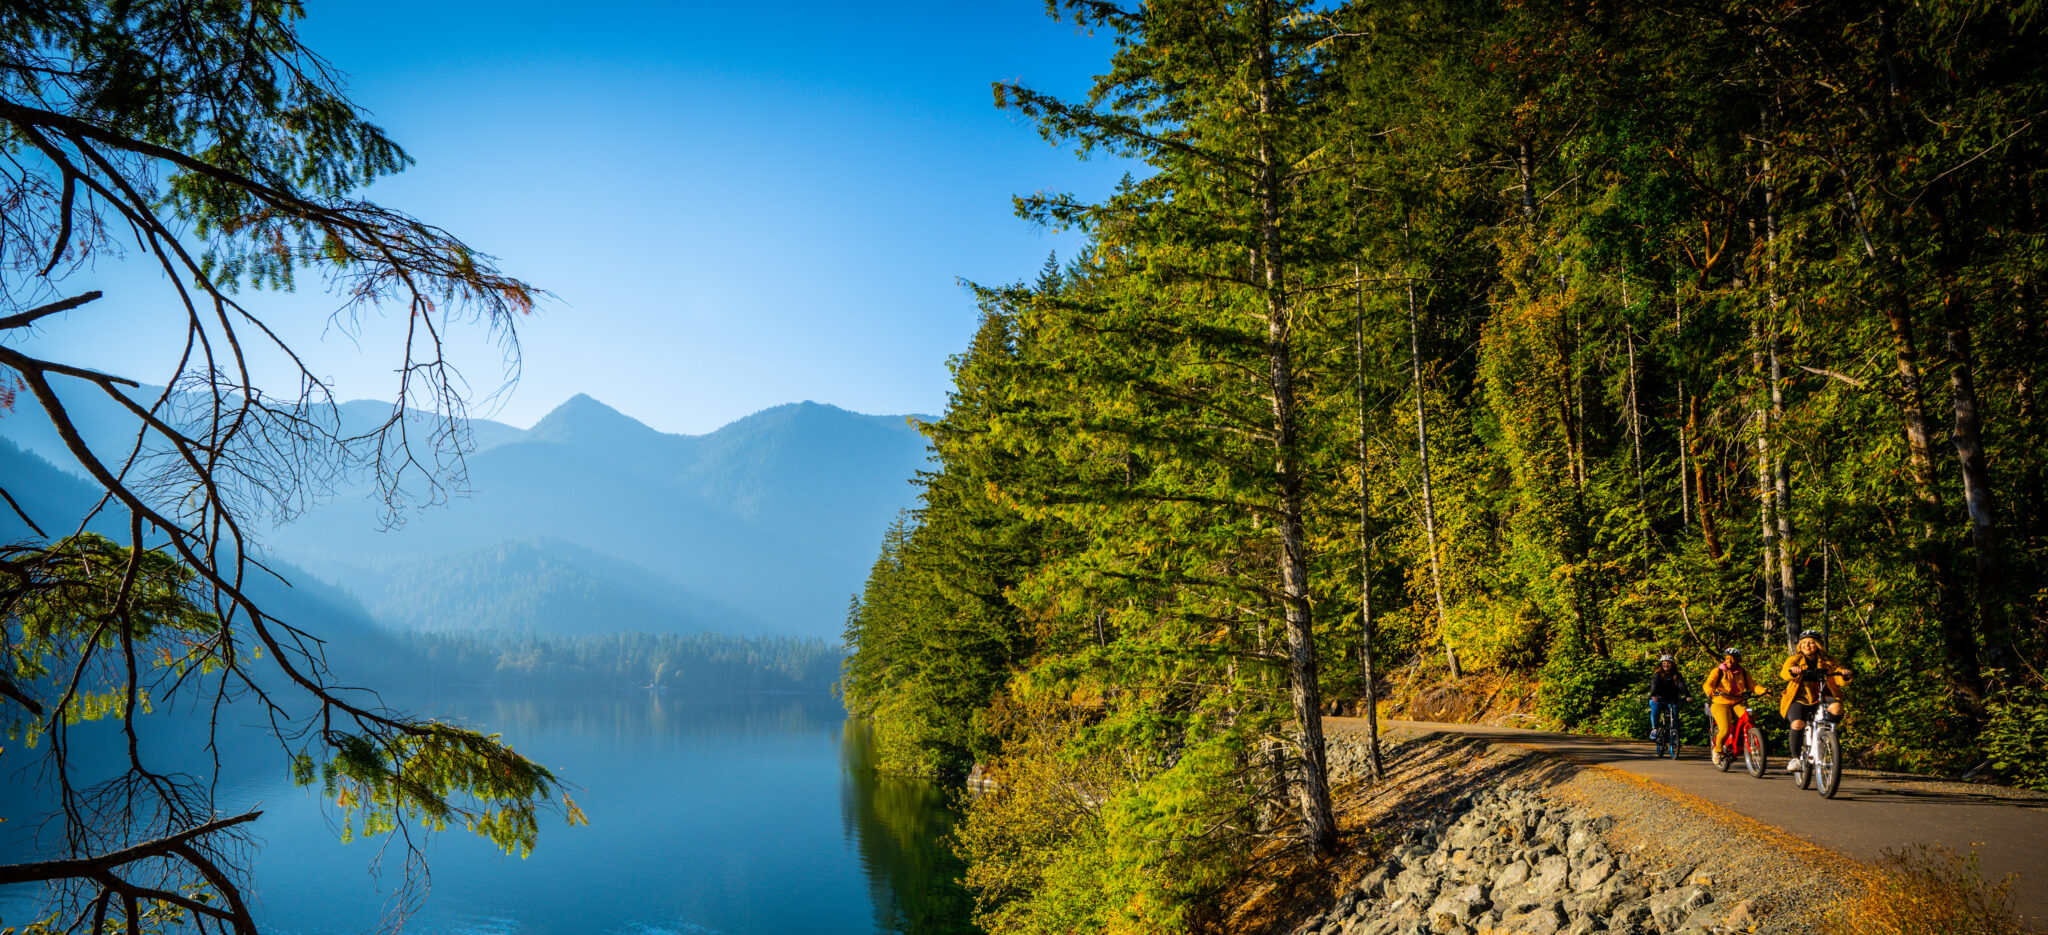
374, 630, 842, 694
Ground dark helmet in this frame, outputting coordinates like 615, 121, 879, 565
1722, 647, 1742, 658
1798, 629, 1824, 644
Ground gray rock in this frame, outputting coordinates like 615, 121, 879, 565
1396, 868, 1440, 903
1656, 861, 1699, 891
1425, 894, 1478, 927
1570, 858, 1615, 893
1504, 904, 1567, 935
1647, 885, 1713, 929
1607, 903, 1652, 932
1358, 866, 1392, 899
1494, 860, 1532, 890
1525, 855, 1572, 900
1566, 824, 1596, 857
1680, 902, 1730, 933
1581, 879, 1628, 918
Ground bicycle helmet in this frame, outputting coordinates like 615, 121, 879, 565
1798, 629, 1824, 644
1721, 647, 1742, 658
1658, 654, 1674, 663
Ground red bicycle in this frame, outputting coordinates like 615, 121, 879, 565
1712, 704, 1769, 777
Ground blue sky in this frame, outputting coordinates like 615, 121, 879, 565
24, 1, 1131, 434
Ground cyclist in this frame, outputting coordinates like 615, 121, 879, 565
1703, 647, 1763, 767
1647, 654, 1687, 751
1779, 629, 1854, 762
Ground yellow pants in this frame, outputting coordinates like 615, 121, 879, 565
1710, 701, 1749, 751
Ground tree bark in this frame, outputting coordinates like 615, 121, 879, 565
1627, 325, 1650, 564
1688, 396, 1724, 558
1753, 323, 1781, 642
1353, 265, 1384, 783
1254, 2, 1335, 855
1408, 280, 1459, 680
1943, 283, 1999, 652
1770, 334, 1801, 644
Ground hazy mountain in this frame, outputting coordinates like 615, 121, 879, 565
0, 383, 526, 483
269, 395, 929, 639
5, 389, 929, 640
316, 537, 774, 636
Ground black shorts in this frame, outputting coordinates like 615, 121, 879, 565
1786, 697, 1840, 724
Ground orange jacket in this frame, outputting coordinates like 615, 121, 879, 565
1778, 651, 1851, 717
1703, 664, 1761, 703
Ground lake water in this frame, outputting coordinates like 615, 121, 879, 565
0, 693, 978, 935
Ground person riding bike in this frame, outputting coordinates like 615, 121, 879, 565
1780, 629, 1853, 762
1703, 647, 1763, 766
1647, 654, 1687, 750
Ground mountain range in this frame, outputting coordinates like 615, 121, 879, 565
2, 389, 930, 641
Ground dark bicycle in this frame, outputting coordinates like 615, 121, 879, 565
1652, 702, 1683, 759
1713, 705, 1769, 778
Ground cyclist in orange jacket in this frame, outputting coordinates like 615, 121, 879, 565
1703, 647, 1764, 766
1780, 629, 1853, 761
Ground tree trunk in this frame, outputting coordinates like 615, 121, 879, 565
1353, 265, 1384, 783
1254, 7, 1335, 855
1943, 284, 1999, 649
1627, 325, 1650, 565
1408, 280, 1459, 680
1770, 335, 1801, 644
1753, 323, 1781, 642
1688, 396, 1723, 558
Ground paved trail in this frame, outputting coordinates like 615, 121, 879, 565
1324, 717, 2048, 928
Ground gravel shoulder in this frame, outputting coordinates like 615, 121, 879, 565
1222, 724, 1846, 934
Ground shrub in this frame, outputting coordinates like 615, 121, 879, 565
1981, 680, 2048, 791
1537, 633, 1638, 734
1826, 845, 2025, 935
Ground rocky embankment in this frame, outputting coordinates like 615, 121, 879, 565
1292, 785, 1757, 935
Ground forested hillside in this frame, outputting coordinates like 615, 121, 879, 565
840, 2, 2048, 931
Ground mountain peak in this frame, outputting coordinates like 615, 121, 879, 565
526, 393, 661, 446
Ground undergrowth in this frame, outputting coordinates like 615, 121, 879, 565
1825, 845, 2026, 935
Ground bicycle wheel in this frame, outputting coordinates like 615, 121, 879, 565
1793, 739, 1813, 789
1743, 722, 1768, 777
1816, 726, 1842, 799
1666, 711, 1682, 760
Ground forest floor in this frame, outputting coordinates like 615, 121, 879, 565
1213, 720, 2044, 935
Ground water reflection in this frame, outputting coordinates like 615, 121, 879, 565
839, 722, 981, 935
2, 693, 981, 935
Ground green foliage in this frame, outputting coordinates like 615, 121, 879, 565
294, 723, 581, 856
1982, 679, 2048, 791
1537, 632, 1640, 736
1, 533, 222, 745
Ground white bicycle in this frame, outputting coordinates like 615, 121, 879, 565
1788, 697, 1844, 799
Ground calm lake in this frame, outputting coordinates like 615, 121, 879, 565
0, 692, 978, 935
